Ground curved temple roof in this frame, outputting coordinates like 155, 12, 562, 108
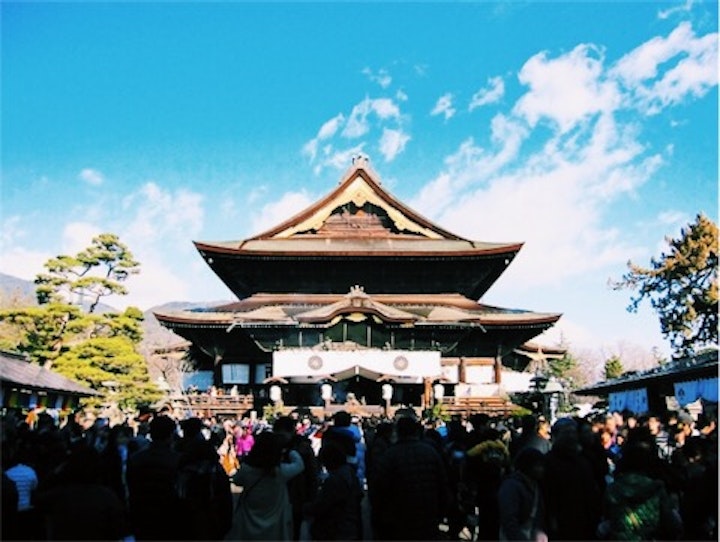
194, 157, 523, 299
154, 289, 561, 330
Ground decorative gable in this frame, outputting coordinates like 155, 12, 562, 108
250, 155, 462, 241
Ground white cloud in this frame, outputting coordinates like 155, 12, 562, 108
469, 76, 505, 111
318, 114, 345, 139
341, 97, 401, 139
378, 128, 410, 162
249, 190, 314, 236
371, 98, 400, 119
410, 114, 527, 217
303, 113, 346, 161
0, 245, 50, 281
657, 209, 689, 226
314, 143, 367, 174
396, 89, 408, 102
362, 67, 392, 88
62, 222, 102, 254
658, 0, 695, 20
430, 93, 456, 120
514, 44, 621, 132
610, 22, 718, 114
122, 182, 204, 245
79, 168, 104, 186
108, 253, 192, 310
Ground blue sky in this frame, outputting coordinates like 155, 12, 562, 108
2, 1, 717, 368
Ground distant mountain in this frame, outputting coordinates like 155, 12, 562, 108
142, 301, 207, 350
0, 272, 118, 314
0, 273, 37, 305
142, 300, 233, 351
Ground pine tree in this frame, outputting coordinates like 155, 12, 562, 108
612, 213, 718, 357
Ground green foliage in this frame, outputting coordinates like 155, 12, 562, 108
547, 353, 578, 382
0, 233, 155, 409
604, 356, 625, 380
612, 214, 718, 357
423, 402, 450, 422
0, 303, 85, 365
53, 337, 161, 409
35, 233, 140, 313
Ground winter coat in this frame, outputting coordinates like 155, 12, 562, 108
227, 449, 304, 541
305, 463, 363, 540
497, 471, 545, 541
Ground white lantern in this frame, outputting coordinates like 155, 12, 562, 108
382, 383, 393, 401
321, 383, 333, 401
269, 385, 282, 403
433, 383, 445, 402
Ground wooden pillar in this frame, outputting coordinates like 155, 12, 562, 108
458, 357, 467, 383
494, 345, 502, 384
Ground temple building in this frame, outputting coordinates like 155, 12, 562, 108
155, 156, 562, 416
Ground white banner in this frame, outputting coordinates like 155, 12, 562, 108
272, 349, 441, 383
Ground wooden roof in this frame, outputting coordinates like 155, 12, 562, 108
193, 157, 522, 299
575, 349, 718, 396
154, 288, 561, 329
0, 351, 99, 396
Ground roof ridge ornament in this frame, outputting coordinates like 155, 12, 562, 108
352, 153, 370, 165
347, 284, 370, 305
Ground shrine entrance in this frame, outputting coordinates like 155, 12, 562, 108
271, 349, 440, 410
282, 376, 424, 409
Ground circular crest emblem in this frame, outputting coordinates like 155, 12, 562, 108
393, 355, 409, 371
308, 355, 323, 371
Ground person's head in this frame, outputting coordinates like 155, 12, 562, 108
180, 417, 203, 441
149, 415, 177, 443
537, 418, 551, 438
604, 414, 617, 434
273, 415, 296, 446
520, 414, 538, 434
551, 417, 579, 453
646, 413, 662, 435
396, 416, 421, 440
245, 431, 283, 470
599, 429, 613, 449
470, 413, 490, 431
625, 413, 638, 430
319, 440, 347, 471
333, 410, 351, 428
514, 447, 545, 481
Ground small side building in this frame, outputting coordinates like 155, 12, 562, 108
0, 350, 99, 413
575, 349, 718, 416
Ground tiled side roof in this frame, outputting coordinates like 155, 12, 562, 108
576, 349, 719, 395
154, 291, 561, 328
0, 351, 99, 396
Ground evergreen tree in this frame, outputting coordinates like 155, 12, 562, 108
612, 213, 718, 357
604, 356, 624, 380
0, 233, 159, 407
35, 233, 140, 313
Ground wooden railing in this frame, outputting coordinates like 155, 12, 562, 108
173, 393, 512, 419
441, 396, 515, 417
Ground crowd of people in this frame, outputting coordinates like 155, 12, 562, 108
1, 404, 717, 541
